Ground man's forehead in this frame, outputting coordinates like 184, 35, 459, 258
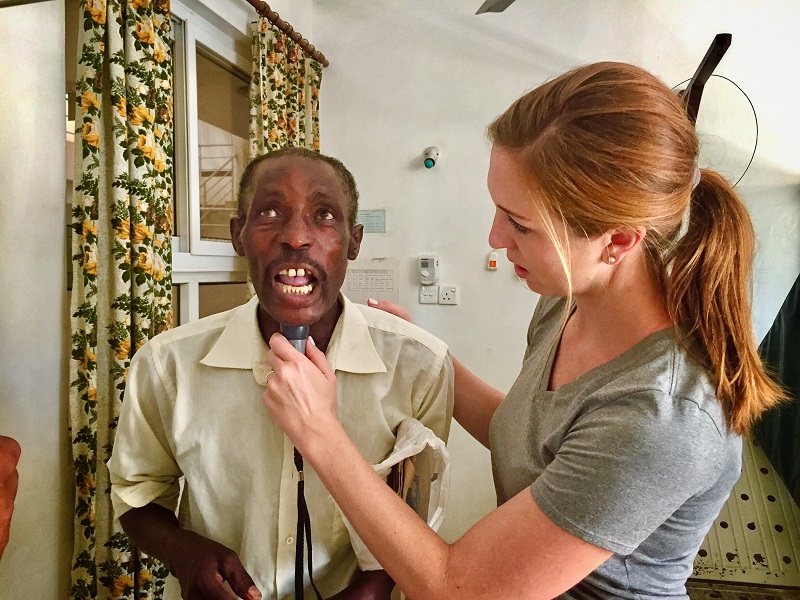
252, 156, 345, 195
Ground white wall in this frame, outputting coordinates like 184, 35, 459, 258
3, 0, 798, 591
0, 1, 72, 597
313, 0, 800, 540
192, 0, 313, 43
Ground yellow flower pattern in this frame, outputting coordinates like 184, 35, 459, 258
82, 121, 101, 148
249, 17, 322, 157
86, 0, 106, 25
129, 105, 154, 126
81, 91, 101, 114
111, 574, 134, 598
70, 0, 172, 597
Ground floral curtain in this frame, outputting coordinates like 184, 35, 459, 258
70, 1, 174, 598
249, 16, 323, 157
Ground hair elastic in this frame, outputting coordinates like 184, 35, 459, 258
692, 165, 701, 190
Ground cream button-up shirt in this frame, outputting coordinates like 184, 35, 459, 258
108, 294, 454, 600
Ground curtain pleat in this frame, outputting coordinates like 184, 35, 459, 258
70, 1, 174, 598
249, 16, 322, 157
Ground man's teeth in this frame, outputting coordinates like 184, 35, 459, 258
281, 283, 313, 295
277, 267, 313, 294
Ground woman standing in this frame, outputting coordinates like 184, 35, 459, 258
263, 62, 784, 599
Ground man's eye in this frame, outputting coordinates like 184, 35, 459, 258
259, 208, 278, 218
318, 209, 335, 220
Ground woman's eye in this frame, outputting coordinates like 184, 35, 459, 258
507, 214, 530, 234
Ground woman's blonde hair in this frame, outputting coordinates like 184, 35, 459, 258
488, 61, 783, 436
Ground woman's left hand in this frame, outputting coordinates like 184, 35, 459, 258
263, 334, 339, 450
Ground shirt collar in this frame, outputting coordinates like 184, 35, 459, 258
326, 294, 387, 375
199, 293, 386, 386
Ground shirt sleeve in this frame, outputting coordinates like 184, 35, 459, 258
350, 349, 455, 571
530, 391, 727, 555
107, 342, 182, 520
412, 350, 455, 444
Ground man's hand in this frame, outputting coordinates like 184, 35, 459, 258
0, 435, 21, 561
328, 569, 395, 600
119, 504, 261, 600
168, 529, 261, 600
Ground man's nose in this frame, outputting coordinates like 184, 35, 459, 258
281, 214, 312, 249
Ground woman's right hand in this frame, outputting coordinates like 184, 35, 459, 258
367, 298, 413, 323
0, 436, 20, 561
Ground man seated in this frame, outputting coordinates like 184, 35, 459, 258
0, 435, 21, 561
108, 147, 454, 599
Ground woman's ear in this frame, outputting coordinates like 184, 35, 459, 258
606, 227, 646, 264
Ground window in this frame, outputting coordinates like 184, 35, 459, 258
171, 1, 251, 324
196, 48, 250, 243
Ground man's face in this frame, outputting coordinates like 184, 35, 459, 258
231, 156, 363, 330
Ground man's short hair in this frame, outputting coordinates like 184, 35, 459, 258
237, 147, 360, 227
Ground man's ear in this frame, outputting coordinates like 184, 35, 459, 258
230, 216, 246, 257
348, 223, 364, 260
607, 227, 646, 264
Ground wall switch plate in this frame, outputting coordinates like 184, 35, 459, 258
419, 285, 439, 304
438, 285, 458, 305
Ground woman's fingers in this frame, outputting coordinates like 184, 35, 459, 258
304, 337, 335, 381
367, 298, 413, 323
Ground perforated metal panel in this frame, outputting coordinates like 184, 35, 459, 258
692, 438, 800, 589
688, 580, 800, 599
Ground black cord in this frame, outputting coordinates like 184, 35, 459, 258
294, 449, 324, 600
672, 74, 759, 187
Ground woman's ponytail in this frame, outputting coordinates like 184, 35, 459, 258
666, 169, 785, 435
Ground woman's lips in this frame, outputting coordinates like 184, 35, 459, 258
513, 264, 529, 278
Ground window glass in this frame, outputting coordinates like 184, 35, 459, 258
196, 47, 250, 242
171, 14, 186, 242
172, 284, 180, 325
199, 282, 251, 318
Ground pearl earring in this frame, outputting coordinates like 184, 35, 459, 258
608, 255, 617, 264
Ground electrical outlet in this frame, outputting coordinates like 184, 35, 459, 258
438, 285, 458, 305
419, 285, 439, 304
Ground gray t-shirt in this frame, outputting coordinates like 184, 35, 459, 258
489, 296, 742, 599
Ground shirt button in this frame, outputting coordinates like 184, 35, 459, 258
286, 536, 294, 545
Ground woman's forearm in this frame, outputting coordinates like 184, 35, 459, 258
451, 357, 505, 448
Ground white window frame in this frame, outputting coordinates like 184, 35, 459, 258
171, 0, 251, 324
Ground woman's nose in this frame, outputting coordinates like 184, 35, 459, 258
488, 210, 507, 250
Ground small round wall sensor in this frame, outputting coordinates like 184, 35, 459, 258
423, 147, 439, 169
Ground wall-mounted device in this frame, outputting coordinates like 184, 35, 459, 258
418, 255, 439, 285
423, 147, 439, 169
487, 251, 498, 271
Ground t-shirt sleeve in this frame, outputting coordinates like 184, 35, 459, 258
107, 342, 182, 520
530, 391, 727, 555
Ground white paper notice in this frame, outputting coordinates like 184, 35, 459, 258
344, 257, 400, 305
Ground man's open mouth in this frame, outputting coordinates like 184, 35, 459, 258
275, 267, 317, 295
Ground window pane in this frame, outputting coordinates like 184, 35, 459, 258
199, 282, 250, 318
172, 284, 180, 326
171, 16, 185, 240
196, 47, 250, 242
